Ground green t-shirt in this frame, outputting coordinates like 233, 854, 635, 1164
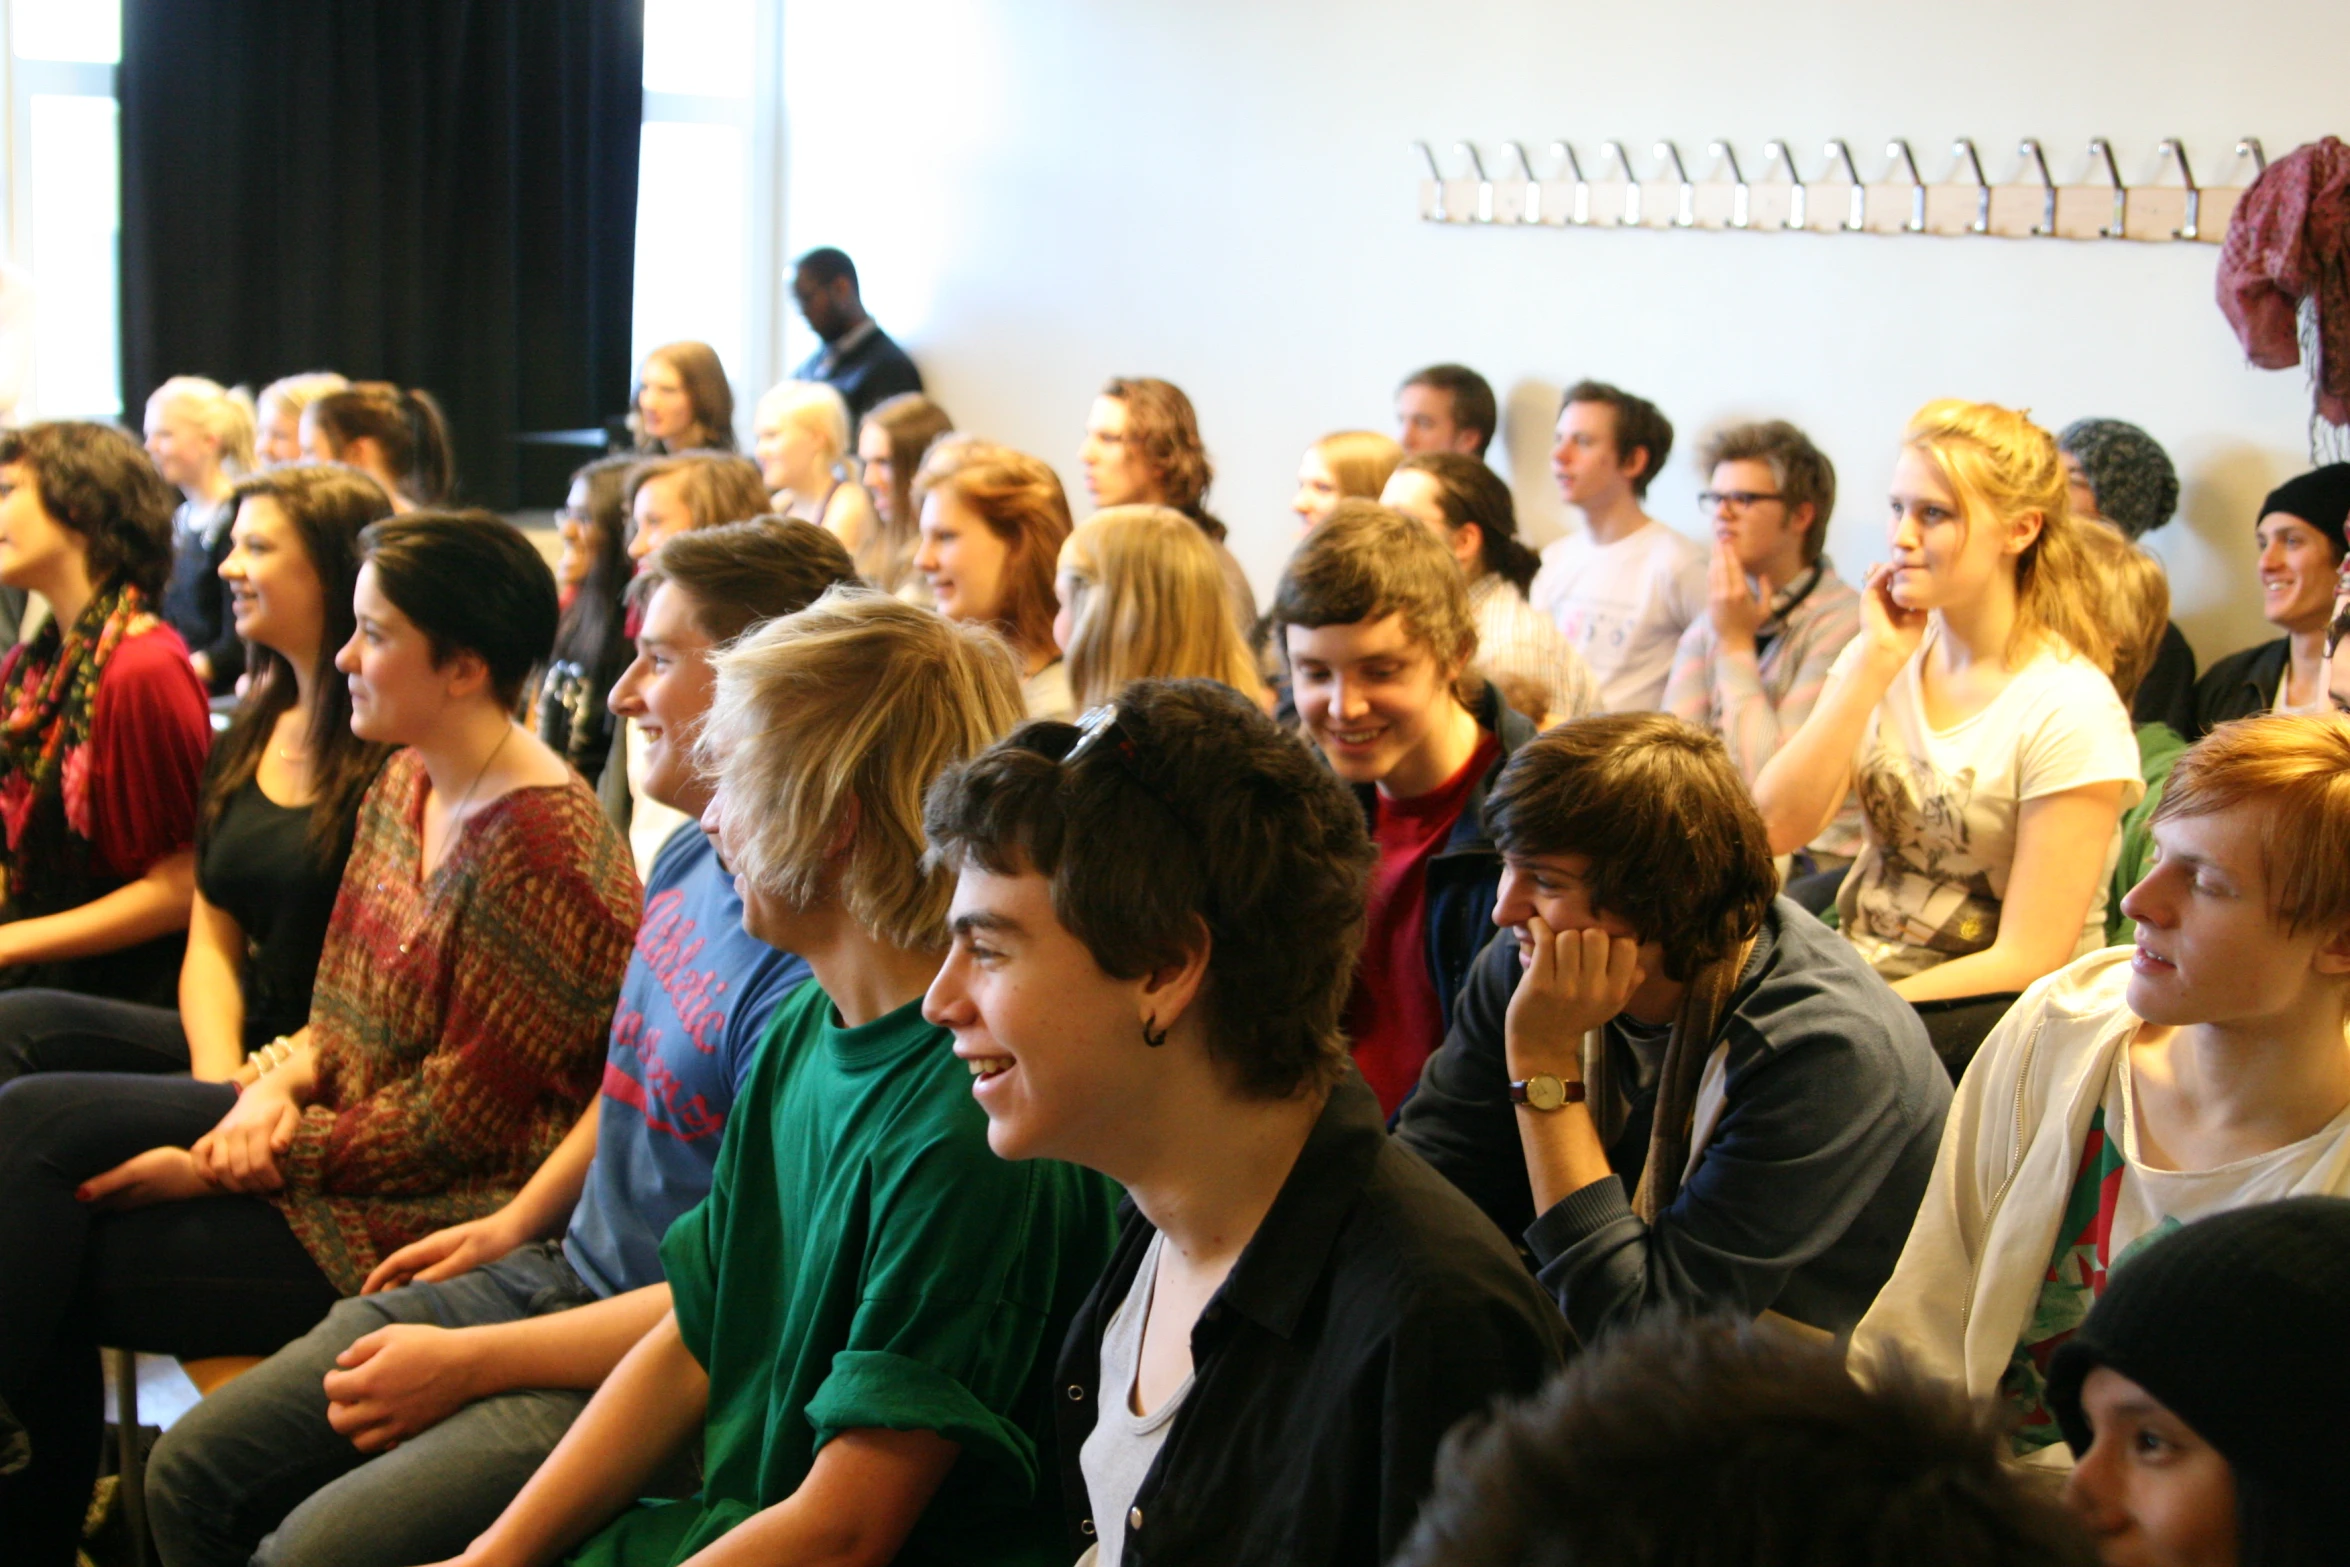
571, 982, 1120, 1567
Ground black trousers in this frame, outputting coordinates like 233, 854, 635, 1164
0, 1072, 338, 1566
0, 987, 192, 1089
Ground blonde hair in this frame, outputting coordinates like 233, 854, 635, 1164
624, 450, 770, 533
753, 379, 852, 468
2076, 521, 2171, 707
2156, 713, 2350, 937
257, 371, 348, 429
147, 375, 258, 475
1062, 506, 1268, 709
700, 589, 1025, 949
1903, 399, 2113, 672
912, 439, 1071, 658
1311, 429, 1403, 504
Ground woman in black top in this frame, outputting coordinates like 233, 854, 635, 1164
0, 465, 396, 1084
535, 455, 636, 785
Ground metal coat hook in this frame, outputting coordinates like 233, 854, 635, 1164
1543, 140, 1591, 226
1594, 139, 1640, 226
1413, 140, 1446, 221
2237, 137, 2267, 175
1496, 140, 1537, 224
2130, 138, 2198, 242
1987, 138, 2057, 237
2066, 136, 2127, 239
1457, 141, 1495, 223
1756, 138, 1805, 229
1702, 139, 1749, 229
1818, 139, 1865, 231
1926, 138, 1991, 235
1866, 138, 1926, 233
1652, 139, 1695, 227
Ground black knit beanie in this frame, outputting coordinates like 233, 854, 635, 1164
2258, 463, 2350, 560
2048, 1197, 2350, 1567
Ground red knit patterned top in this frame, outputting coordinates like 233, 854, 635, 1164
270, 748, 643, 1292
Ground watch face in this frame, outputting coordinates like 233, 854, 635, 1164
1526, 1074, 1567, 1111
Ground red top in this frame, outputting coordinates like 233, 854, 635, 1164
87, 624, 212, 877
1346, 732, 1499, 1116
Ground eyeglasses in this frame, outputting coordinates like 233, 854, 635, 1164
1697, 490, 1786, 514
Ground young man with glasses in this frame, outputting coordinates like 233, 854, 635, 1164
1663, 420, 1864, 898
923, 679, 1565, 1567
1528, 380, 1707, 714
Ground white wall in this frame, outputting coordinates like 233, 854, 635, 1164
777, 0, 2349, 666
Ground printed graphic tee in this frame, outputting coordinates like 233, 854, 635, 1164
1528, 519, 1706, 715
1836, 629, 2140, 981
563, 823, 810, 1297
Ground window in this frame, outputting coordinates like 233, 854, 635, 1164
633, 0, 782, 438
5, 0, 122, 419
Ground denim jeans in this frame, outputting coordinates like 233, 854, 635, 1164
146, 1242, 601, 1567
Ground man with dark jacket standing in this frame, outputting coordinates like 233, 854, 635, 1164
789, 247, 923, 423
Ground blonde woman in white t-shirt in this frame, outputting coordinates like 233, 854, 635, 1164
1754, 400, 2140, 1073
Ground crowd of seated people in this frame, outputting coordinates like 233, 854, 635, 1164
0, 255, 2344, 1567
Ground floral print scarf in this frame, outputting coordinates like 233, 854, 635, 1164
0, 581, 150, 905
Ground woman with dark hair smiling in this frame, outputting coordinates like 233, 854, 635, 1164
0, 511, 640, 1565
0, 464, 395, 1085
0, 422, 212, 1006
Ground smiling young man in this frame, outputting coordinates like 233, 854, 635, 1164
144, 520, 855, 1567
1527, 380, 1708, 714
1274, 500, 1533, 1115
1850, 713, 2350, 1464
1661, 420, 1863, 882
432, 591, 1116, 1567
2188, 465, 2350, 735
1394, 713, 1946, 1345
923, 678, 1563, 1567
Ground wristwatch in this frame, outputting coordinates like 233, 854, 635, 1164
1508, 1073, 1586, 1112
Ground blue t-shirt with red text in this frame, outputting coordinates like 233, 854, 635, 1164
563, 823, 809, 1296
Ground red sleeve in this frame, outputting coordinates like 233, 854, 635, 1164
86, 625, 213, 877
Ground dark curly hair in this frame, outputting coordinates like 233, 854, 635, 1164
1487, 713, 1774, 984
925, 677, 1372, 1099
1395, 1313, 2098, 1567
0, 421, 177, 598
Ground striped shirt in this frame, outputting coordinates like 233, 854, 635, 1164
1469, 573, 1599, 727
1663, 560, 1865, 860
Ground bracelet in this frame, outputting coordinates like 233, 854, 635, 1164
252, 1036, 296, 1077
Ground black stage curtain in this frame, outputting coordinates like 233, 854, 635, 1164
120, 1, 643, 509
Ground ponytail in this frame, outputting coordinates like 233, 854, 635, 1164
312, 382, 458, 506
400, 388, 455, 506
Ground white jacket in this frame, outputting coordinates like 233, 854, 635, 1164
1850, 947, 2350, 1405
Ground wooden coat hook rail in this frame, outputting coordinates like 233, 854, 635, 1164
1413, 136, 2269, 244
